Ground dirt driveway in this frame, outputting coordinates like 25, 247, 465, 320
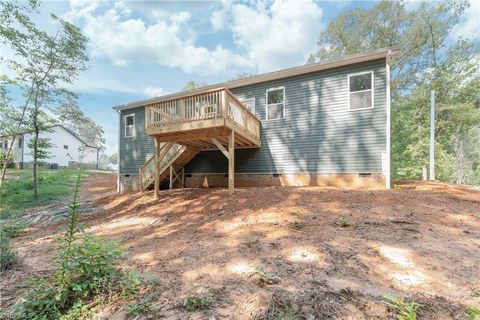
79, 171, 117, 201
2, 181, 480, 319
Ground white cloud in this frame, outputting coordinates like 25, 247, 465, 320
65, 1, 251, 76
142, 86, 163, 97
451, 0, 480, 39
212, 0, 323, 72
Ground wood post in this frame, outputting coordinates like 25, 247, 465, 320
154, 137, 160, 199
169, 165, 173, 190
228, 130, 234, 195
181, 167, 185, 188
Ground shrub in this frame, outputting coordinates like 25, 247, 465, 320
0, 228, 17, 271
9, 166, 139, 319
382, 295, 422, 320
183, 288, 214, 312
335, 216, 350, 227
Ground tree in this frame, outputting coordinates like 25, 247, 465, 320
57, 96, 105, 149
231, 72, 256, 80
182, 80, 209, 91
0, 0, 89, 199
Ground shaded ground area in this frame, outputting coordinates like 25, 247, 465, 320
2, 181, 480, 319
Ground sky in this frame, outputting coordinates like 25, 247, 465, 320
1, 0, 479, 156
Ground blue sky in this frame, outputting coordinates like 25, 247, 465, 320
1, 0, 478, 156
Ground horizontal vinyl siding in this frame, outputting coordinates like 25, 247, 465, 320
186, 59, 387, 174
119, 108, 155, 175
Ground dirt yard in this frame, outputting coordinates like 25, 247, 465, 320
2, 180, 480, 319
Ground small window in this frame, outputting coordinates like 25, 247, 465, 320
348, 71, 373, 110
4, 140, 7, 148
125, 114, 135, 137
266, 87, 285, 120
240, 98, 255, 114
18, 138, 22, 148
64, 145, 68, 150
0, 142, 3, 148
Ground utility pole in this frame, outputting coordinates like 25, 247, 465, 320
429, 90, 435, 180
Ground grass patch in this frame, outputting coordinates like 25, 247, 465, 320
0, 169, 91, 218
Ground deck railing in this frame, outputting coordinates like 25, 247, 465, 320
145, 88, 260, 141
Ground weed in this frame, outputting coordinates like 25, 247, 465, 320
0, 228, 17, 271
126, 296, 155, 316
382, 295, 422, 320
466, 307, 480, 320
291, 221, 304, 230
1, 219, 25, 238
8, 166, 139, 319
253, 266, 280, 285
335, 216, 350, 227
183, 287, 214, 312
472, 288, 480, 297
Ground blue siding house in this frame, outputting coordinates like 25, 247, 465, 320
113, 48, 397, 196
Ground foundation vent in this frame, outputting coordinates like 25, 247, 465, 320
358, 173, 372, 178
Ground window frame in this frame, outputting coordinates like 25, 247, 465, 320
18, 138, 22, 148
265, 86, 286, 121
124, 114, 136, 138
240, 97, 256, 114
347, 71, 374, 111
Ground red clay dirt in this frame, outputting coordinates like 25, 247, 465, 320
2, 178, 480, 319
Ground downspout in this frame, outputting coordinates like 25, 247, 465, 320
385, 50, 392, 189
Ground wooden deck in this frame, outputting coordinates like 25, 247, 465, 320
140, 88, 261, 197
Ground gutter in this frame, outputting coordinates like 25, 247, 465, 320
113, 46, 400, 112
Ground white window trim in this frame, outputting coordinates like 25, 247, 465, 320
124, 114, 135, 138
239, 97, 256, 114
347, 71, 374, 111
265, 86, 286, 121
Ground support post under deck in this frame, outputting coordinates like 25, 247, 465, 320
154, 137, 160, 199
228, 130, 235, 195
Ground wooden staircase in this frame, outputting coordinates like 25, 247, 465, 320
139, 142, 198, 191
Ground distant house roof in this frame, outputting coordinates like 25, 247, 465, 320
113, 47, 399, 111
0, 124, 100, 149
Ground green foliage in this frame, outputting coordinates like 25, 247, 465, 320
253, 266, 280, 285
183, 287, 214, 312
182, 80, 209, 91
335, 216, 350, 227
382, 295, 422, 320
0, 169, 90, 215
0, 227, 17, 271
466, 307, 480, 320
126, 296, 155, 317
57, 95, 105, 150
1, 219, 25, 238
8, 166, 137, 319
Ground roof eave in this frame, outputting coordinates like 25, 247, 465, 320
113, 47, 399, 111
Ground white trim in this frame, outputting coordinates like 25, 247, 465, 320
113, 47, 399, 112
239, 97, 256, 114
117, 110, 121, 193
265, 86, 285, 121
347, 71, 374, 111
124, 114, 135, 138
385, 55, 391, 189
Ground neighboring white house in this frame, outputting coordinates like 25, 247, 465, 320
0, 125, 99, 169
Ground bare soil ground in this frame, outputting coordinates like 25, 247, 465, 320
2, 178, 479, 319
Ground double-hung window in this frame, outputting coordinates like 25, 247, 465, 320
125, 114, 135, 137
348, 71, 374, 110
266, 87, 285, 120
